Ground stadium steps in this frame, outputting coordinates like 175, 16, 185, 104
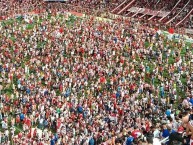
148, 8, 163, 21
117, 0, 135, 15
135, 1, 154, 19
130, 2, 148, 18
148, 4, 167, 21
154, 0, 161, 9
165, 0, 190, 25
111, 0, 127, 13
139, 8, 149, 19
126, 1, 144, 17
125, 11, 132, 16
131, 7, 142, 17
159, 0, 182, 22
124, 11, 134, 17
175, 8, 193, 27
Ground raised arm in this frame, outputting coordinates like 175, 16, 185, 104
186, 123, 192, 136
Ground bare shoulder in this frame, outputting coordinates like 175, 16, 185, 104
187, 122, 193, 130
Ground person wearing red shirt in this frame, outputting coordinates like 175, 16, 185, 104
131, 126, 141, 139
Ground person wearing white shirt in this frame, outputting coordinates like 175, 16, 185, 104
0, 132, 1, 144
170, 111, 175, 121
153, 128, 160, 138
1, 120, 7, 129
4, 129, 9, 142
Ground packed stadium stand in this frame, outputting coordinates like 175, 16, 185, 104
0, 0, 43, 17
0, 0, 192, 30
111, 0, 193, 29
0, 0, 193, 144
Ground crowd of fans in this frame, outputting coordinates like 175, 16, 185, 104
146, 0, 191, 25
0, 0, 43, 16
0, 0, 192, 145
0, 5, 192, 145
64, 0, 123, 15
153, 0, 178, 11
110, 0, 193, 30
67, 0, 108, 9
121, 1, 148, 17
170, 1, 193, 27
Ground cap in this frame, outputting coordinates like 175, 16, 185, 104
177, 126, 184, 133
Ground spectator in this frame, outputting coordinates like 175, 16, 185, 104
126, 131, 134, 145
168, 126, 185, 145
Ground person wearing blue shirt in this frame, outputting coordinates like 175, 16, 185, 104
64, 88, 71, 97
116, 92, 121, 98
126, 136, 134, 145
113, 37, 117, 43
77, 106, 83, 113
83, 110, 88, 118
89, 137, 95, 145
0, 65, 2, 72
43, 119, 48, 128
54, 134, 58, 142
165, 107, 171, 117
162, 128, 170, 138
117, 86, 121, 92
165, 110, 171, 117
44, 90, 48, 96
50, 139, 55, 145
162, 126, 176, 138
189, 97, 193, 106
50, 136, 55, 145
20, 113, 24, 122
26, 88, 30, 94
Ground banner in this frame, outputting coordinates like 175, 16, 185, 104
128, 7, 170, 17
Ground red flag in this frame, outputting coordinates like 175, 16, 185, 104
168, 28, 174, 34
